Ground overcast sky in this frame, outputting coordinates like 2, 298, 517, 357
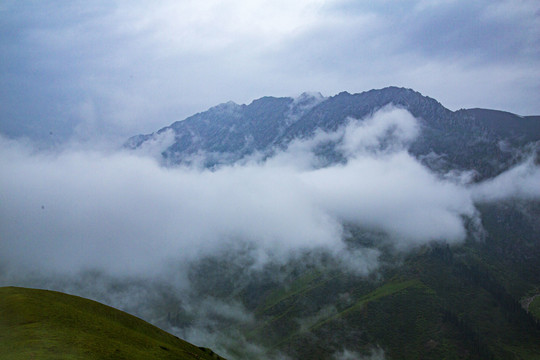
1, 0, 539, 144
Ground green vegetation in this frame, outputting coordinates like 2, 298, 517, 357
530, 296, 540, 320
339, 279, 423, 316
258, 270, 324, 313
307, 279, 422, 330
196, 210, 540, 359
0, 286, 225, 360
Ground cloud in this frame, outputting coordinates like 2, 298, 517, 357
471, 156, 540, 202
271, 0, 540, 113
333, 348, 386, 360
0, 0, 330, 143
339, 107, 420, 155
1, 1, 539, 146
0, 107, 481, 280
305, 152, 474, 246
1, 105, 539, 281
325, 0, 540, 64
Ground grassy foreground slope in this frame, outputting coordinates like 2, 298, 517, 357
0, 286, 225, 360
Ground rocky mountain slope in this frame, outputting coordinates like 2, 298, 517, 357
127, 87, 540, 179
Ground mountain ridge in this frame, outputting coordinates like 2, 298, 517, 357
126, 87, 539, 179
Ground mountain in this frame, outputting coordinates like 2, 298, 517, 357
119, 87, 540, 359
179, 211, 540, 359
126, 92, 325, 167
126, 87, 540, 179
0, 286, 225, 360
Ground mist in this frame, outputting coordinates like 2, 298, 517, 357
471, 155, 540, 202
0, 107, 483, 278
2, 107, 539, 281
333, 348, 386, 360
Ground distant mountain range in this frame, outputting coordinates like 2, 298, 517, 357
126, 87, 540, 179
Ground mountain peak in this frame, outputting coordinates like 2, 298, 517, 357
296, 91, 325, 101
207, 100, 241, 114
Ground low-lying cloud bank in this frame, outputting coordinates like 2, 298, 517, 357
1, 107, 539, 279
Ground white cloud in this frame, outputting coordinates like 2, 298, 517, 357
2, 0, 539, 145
333, 348, 386, 360
471, 156, 540, 202
0, 108, 483, 279
304, 152, 474, 246
2, 106, 539, 283
339, 106, 419, 155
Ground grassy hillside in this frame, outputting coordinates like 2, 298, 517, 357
0, 286, 225, 360
530, 296, 540, 321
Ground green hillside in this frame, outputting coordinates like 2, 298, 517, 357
0, 286, 225, 360
216, 244, 540, 359
181, 203, 540, 359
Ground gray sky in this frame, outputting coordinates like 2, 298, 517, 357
1, 0, 539, 143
